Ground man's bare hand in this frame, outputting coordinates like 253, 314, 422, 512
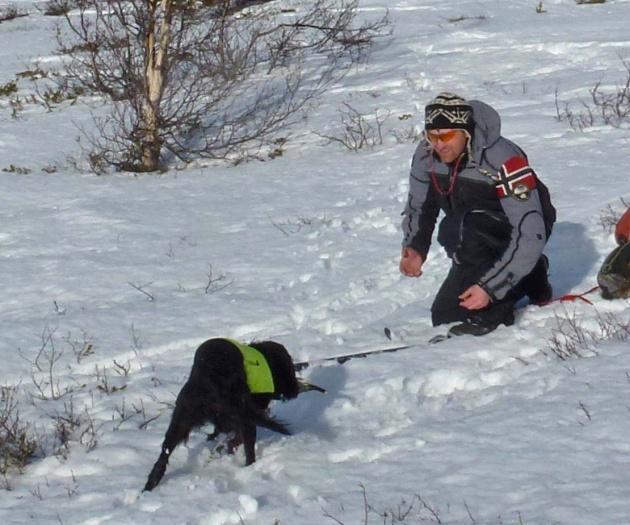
459, 285, 491, 310
399, 247, 424, 277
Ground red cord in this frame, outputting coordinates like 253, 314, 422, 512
548, 285, 600, 306
430, 154, 462, 196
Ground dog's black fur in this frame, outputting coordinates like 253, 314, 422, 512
143, 338, 304, 492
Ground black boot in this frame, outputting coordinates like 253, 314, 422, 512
446, 299, 515, 337
448, 320, 498, 337
521, 255, 553, 306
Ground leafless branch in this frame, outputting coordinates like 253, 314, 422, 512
55, 0, 390, 171
316, 102, 390, 151
556, 56, 630, 130
128, 281, 155, 301
204, 265, 233, 294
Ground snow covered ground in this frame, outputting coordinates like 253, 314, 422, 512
0, 0, 629, 524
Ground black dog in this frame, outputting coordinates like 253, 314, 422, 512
143, 338, 324, 491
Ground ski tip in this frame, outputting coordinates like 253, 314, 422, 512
428, 333, 449, 344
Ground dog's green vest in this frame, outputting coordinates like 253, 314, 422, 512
228, 339, 275, 394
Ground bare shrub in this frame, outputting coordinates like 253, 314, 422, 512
0, 385, 39, 477
316, 102, 391, 151
129, 323, 142, 353
3, 65, 85, 118
598, 198, 629, 233
32, 81, 84, 111
554, 88, 594, 131
63, 330, 95, 364
446, 15, 487, 24
95, 365, 127, 395
78, 414, 100, 451
391, 114, 422, 144
112, 359, 131, 377
29, 327, 73, 400
204, 264, 233, 294
323, 484, 444, 524
391, 125, 421, 144
2, 164, 31, 174
0, 6, 29, 23
269, 214, 333, 236
588, 64, 630, 126
39, 0, 78, 16
21, 326, 87, 401
52, 398, 82, 459
547, 309, 598, 360
55, 0, 390, 172
112, 397, 157, 431
127, 281, 155, 302
596, 311, 630, 342
9, 97, 24, 119
546, 306, 630, 360
322, 485, 533, 524
52, 398, 101, 455
0, 80, 18, 97
16, 66, 48, 81
555, 57, 630, 130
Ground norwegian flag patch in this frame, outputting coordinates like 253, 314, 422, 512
495, 156, 537, 201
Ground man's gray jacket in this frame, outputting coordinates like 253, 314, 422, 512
402, 100, 555, 301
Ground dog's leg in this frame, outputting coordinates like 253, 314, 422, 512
225, 433, 242, 455
206, 415, 230, 442
241, 422, 257, 466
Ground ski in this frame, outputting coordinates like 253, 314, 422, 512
293, 342, 418, 371
383, 325, 450, 345
293, 328, 449, 372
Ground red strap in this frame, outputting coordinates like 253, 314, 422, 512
550, 285, 600, 306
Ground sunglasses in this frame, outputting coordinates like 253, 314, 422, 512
425, 129, 461, 145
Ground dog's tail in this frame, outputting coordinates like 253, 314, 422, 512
144, 451, 168, 492
143, 382, 203, 492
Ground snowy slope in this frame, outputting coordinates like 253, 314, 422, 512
0, 1, 629, 524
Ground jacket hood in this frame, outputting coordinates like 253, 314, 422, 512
469, 100, 501, 156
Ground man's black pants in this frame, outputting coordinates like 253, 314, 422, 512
430, 209, 545, 328
431, 262, 517, 327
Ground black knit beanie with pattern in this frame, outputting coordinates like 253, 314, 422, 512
424, 92, 474, 136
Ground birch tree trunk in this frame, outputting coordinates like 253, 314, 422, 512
141, 0, 173, 171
